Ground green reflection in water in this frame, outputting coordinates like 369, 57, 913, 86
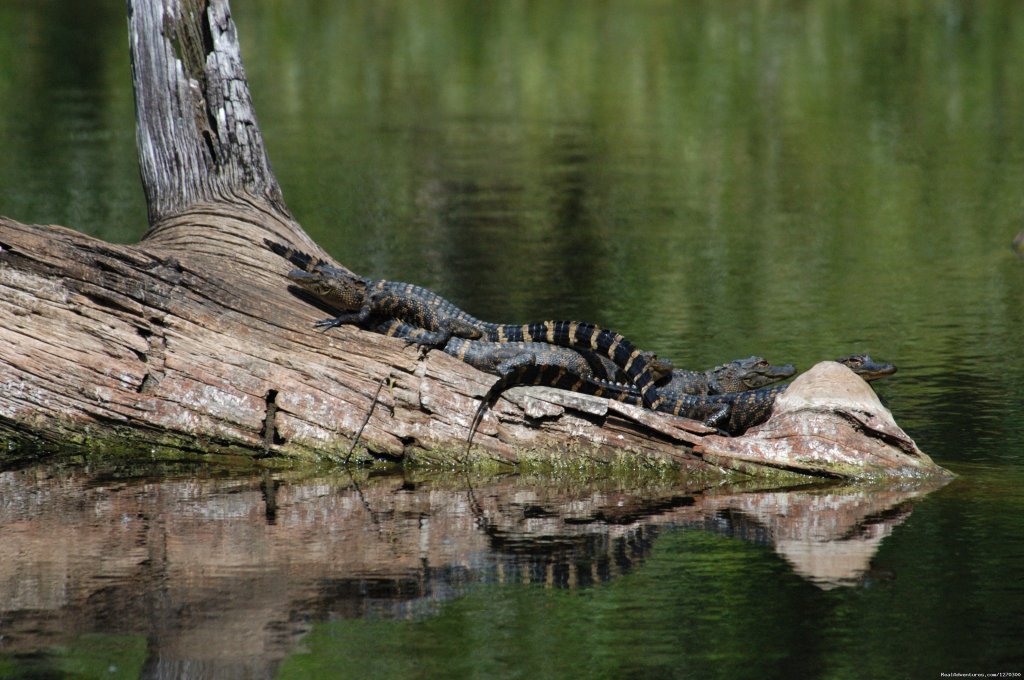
275, 532, 805, 680
238, 0, 1024, 466
0, 1, 145, 242
276, 512, 1022, 680
0, 4, 1021, 455
1, 2, 1023, 676
0, 633, 147, 680
3, 1, 1023, 393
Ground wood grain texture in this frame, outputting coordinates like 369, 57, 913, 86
0, 214, 713, 467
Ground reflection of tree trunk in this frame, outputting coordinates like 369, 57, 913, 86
0, 467, 950, 674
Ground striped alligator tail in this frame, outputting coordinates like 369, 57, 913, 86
265, 239, 361, 278
480, 321, 665, 411
466, 361, 725, 454
266, 239, 327, 273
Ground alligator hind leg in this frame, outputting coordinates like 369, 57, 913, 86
702, 403, 731, 430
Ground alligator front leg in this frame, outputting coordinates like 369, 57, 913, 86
314, 306, 372, 330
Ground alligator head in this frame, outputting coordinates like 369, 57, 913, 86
834, 354, 896, 382
286, 266, 369, 311
711, 356, 797, 393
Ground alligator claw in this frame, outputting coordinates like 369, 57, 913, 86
703, 403, 731, 429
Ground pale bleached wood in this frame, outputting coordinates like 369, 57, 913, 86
0, 215, 712, 467
128, 0, 290, 229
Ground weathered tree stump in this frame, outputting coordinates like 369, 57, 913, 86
0, 0, 713, 469
0, 0, 952, 480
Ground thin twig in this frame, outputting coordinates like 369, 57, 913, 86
345, 378, 386, 465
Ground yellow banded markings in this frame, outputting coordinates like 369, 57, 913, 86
606, 335, 621, 361
623, 349, 640, 375
542, 367, 566, 386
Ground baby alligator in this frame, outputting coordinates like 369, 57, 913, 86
602, 354, 891, 404
690, 354, 895, 433
658, 356, 796, 395
833, 354, 896, 381
266, 240, 670, 409
371, 320, 798, 403
373, 318, 674, 383
469, 354, 895, 444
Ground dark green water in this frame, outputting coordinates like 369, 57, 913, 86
2, 1, 1024, 678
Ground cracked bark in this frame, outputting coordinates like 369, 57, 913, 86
0, 0, 715, 469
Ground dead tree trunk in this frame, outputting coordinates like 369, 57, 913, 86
0, 0, 712, 469
0, 0, 951, 480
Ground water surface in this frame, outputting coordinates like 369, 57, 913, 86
1, 1, 1023, 677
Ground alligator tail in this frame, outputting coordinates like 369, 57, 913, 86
481, 321, 664, 410
264, 239, 320, 271
466, 362, 730, 453
467, 361, 601, 453
265, 239, 361, 279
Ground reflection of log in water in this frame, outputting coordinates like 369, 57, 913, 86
0, 466, 949, 674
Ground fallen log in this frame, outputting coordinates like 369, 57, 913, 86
0, 213, 714, 467
0, 0, 952, 481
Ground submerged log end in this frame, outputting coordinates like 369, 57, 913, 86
695, 361, 954, 481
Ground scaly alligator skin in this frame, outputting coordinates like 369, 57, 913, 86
659, 356, 796, 395
373, 318, 675, 383
371, 319, 674, 382
375, 319, 790, 398
834, 354, 896, 381
466, 363, 734, 447
689, 353, 896, 433
596, 354, 890, 404
385, 317, 799, 440
267, 240, 671, 409
470, 354, 896, 441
